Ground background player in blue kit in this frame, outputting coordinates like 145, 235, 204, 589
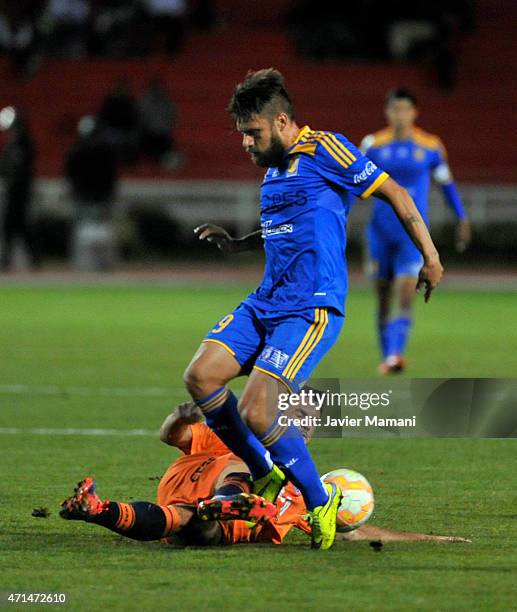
361, 88, 471, 374
184, 69, 443, 549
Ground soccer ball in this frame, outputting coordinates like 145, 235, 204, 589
321, 468, 374, 532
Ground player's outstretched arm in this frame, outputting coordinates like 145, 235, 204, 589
373, 177, 444, 302
337, 524, 471, 543
194, 224, 262, 253
159, 402, 203, 451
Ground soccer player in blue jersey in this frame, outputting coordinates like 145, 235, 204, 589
361, 88, 471, 374
184, 69, 443, 549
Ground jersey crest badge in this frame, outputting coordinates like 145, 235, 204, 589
287, 156, 300, 177
259, 345, 290, 369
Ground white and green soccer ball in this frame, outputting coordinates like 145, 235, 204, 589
321, 468, 375, 532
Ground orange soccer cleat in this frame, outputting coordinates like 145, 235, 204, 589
60, 477, 108, 520
197, 493, 276, 524
378, 355, 406, 375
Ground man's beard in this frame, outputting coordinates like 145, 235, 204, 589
251, 133, 286, 168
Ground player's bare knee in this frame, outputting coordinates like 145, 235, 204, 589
241, 403, 269, 433
184, 342, 241, 399
238, 396, 269, 434
183, 362, 209, 397
183, 360, 230, 399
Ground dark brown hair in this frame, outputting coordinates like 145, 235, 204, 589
227, 68, 295, 122
385, 87, 417, 107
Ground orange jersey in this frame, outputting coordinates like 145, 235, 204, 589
156, 422, 310, 544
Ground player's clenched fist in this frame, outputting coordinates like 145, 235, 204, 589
174, 402, 204, 423
159, 402, 204, 447
417, 256, 444, 302
194, 224, 235, 253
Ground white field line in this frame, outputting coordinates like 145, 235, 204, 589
0, 385, 185, 436
0, 384, 186, 398
0, 427, 156, 436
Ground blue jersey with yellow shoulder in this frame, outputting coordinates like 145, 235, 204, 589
244, 125, 389, 315
361, 126, 466, 241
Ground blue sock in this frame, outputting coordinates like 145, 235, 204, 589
386, 316, 412, 356
196, 387, 273, 480
378, 317, 390, 358
259, 419, 328, 511
384, 319, 397, 357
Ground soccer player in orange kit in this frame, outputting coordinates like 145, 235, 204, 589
60, 403, 469, 546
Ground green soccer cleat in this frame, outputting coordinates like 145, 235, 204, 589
308, 482, 342, 550
253, 464, 287, 503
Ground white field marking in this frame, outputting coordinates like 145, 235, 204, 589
0, 384, 186, 398
0, 427, 156, 436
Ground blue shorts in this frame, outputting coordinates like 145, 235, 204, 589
366, 227, 423, 281
204, 301, 344, 393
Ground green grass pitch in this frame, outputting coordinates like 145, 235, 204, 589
0, 284, 516, 610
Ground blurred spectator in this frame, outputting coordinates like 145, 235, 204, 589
65, 116, 118, 207
65, 116, 119, 271
90, 0, 145, 57
0, 3, 44, 75
97, 79, 140, 163
141, 0, 187, 55
41, 0, 90, 57
288, 0, 474, 88
288, 0, 388, 61
386, 1, 466, 90
0, 107, 39, 270
138, 79, 183, 169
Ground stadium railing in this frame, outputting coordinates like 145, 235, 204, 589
30, 179, 517, 240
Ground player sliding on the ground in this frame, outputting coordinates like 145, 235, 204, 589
184, 69, 443, 550
360, 88, 471, 374
60, 403, 470, 546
